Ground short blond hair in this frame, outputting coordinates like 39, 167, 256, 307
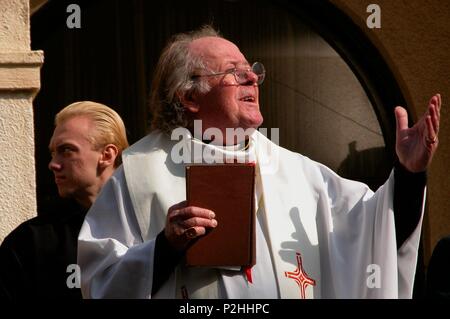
55, 101, 129, 167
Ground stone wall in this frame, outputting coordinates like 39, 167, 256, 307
0, 0, 43, 242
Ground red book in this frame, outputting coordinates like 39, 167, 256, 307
185, 164, 256, 267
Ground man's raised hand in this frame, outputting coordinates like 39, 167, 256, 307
395, 93, 441, 173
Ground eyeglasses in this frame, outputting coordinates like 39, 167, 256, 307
192, 62, 266, 85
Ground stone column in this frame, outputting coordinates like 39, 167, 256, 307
0, 0, 44, 242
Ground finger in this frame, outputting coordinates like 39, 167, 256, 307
180, 216, 218, 229
395, 106, 409, 136
167, 201, 188, 222
436, 93, 442, 117
429, 103, 440, 134
436, 93, 442, 111
425, 115, 437, 143
184, 226, 207, 239
169, 206, 215, 222
168, 200, 188, 213
429, 94, 441, 118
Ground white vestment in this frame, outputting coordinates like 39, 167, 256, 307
78, 129, 425, 299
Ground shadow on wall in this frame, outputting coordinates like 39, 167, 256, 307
337, 141, 392, 192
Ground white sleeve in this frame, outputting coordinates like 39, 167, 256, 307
78, 166, 155, 299
314, 162, 424, 298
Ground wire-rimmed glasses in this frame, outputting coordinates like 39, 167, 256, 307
192, 62, 265, 85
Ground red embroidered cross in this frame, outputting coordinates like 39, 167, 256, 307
284, 252, 316, 299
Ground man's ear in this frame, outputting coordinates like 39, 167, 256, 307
98, 144, 119, 168
178, 90, 200, 113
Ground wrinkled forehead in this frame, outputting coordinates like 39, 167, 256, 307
189, 37, 248, 68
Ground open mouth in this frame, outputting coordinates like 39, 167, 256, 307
239, 96, 256, 102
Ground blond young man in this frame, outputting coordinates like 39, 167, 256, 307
0, 101, 128, 300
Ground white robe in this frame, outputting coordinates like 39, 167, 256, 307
78, 129, 424, 299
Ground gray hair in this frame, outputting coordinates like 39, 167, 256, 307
149, 25, 222, 134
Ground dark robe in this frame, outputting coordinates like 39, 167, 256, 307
0, 199, 87, 300
426, 235, 450, 299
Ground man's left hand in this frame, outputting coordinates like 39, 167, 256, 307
395, 93, 441, 173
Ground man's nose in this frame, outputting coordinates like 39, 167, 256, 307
243, 70, 258, 86
48, 158, 62, 171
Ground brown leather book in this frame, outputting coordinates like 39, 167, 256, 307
185, 163, 256, 267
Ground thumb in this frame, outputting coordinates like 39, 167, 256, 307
394, 106, 409, 133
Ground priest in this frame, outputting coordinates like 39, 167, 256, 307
78, 26, 441, 299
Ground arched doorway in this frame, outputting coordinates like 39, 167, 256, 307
31, 0, 424, 298
32, 0, 403, 202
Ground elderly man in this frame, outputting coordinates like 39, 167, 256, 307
78, 26, 441, 299
0, 101, 128, 300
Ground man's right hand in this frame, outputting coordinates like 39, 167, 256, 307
164, 201, 218, 251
